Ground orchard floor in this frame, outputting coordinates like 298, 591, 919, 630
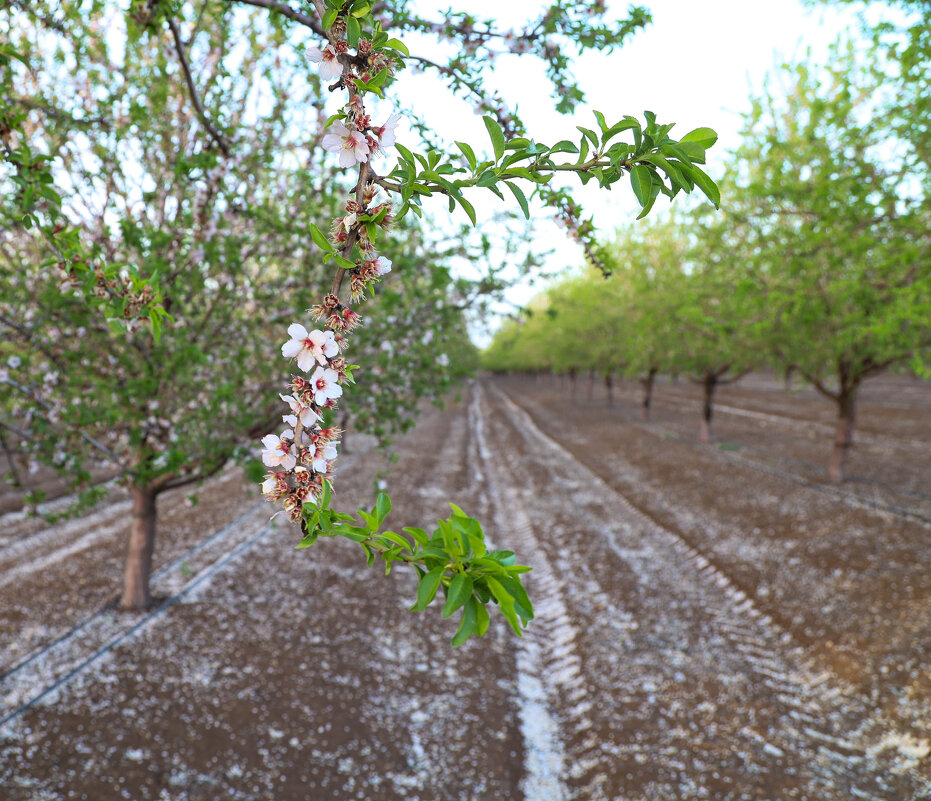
1, 373, 930, 800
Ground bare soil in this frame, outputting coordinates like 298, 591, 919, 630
1, 373, 929, 800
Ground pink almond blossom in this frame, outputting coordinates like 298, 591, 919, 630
281, 324, 339, 372
308, 45, 343, 81
309, 366, 343, 406
322, 122, 370, 167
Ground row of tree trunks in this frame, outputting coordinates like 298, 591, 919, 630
542, 366, 863, 483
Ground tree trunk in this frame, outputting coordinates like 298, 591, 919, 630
604, 373, 614, 408
784, 364, 795, 392
640, 367, 657, 421
120, 485, 157, 610
585, 369, 595, 401
828, 390, 857, 484
568, 368, 578, 397
700, 372, 717, 443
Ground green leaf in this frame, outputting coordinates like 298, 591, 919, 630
451, 597, 479, 646
384, 38, 409, 56
456, 193, 477, 226
411, 567, 445, 611
577, 126, 599, 147
629, 164, 652, 206
593, 110, 608, 134
483, 116, 505, 162
321, 9, 338, 29
402, 526, 429, 547
474, 600, 490, 637
309, 223, 334, 252
334, 254, 357, 270
680, 163, 720, 208
395, 143, 416, 166
443, 573, 474, 618
455, 141, 477, 171
377, 531, 413, 552
504, 181, 529, 219
679, 127, 718, 149
375, 492, 391, 525
548, 139, 579, 155
346, 15, 361, 48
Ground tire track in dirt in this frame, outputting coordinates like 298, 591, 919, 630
485, 379, 923, 800
470, 383, 578, 800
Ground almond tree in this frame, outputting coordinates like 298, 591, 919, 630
4, 1, 722, 639
727, 50, 931, 481
0, 4, 478, 609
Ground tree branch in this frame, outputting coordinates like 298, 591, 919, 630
166, 15, 231, 156
226, 0, 323, 34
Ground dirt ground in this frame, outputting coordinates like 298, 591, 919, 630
1, 373, 929, 800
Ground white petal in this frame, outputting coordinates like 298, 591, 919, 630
307, 46, 323, 63
296, 350, 315, 373
287, 323, 308, 340
261, 434, 279, 448
281, 339, 302, 358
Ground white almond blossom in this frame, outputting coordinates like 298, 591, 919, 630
308, 44, 343, 81
322, 122, 370, 167
312, 441, 339, 474
281, 324, 339, 372
309, 366, 343, 405
261, 430, 296, 471
373, 255, 392, 276
373, 113, 402, 154
279, 393, 321, 428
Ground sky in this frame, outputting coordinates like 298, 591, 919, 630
372, 0, 875, 343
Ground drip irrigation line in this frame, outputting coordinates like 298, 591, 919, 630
0, 502, 264, 686
0, 512, 270, 729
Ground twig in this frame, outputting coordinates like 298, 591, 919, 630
227, 0, 323, 34
166, 15, 230, 156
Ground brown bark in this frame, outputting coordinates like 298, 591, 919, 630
828, 390, 857, 484
585, 369, 595, 401
640, 367, 658, 421
568, 368, 578, 397
700, 372, 717, 443
120, 485, 157, 610
604, 373, 614, 408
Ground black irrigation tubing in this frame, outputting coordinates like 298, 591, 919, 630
0, 501, 264, 690
0, 518, 272, 729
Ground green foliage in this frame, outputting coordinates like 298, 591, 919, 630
388, 111, 719, 226
298, 490, 533, 646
